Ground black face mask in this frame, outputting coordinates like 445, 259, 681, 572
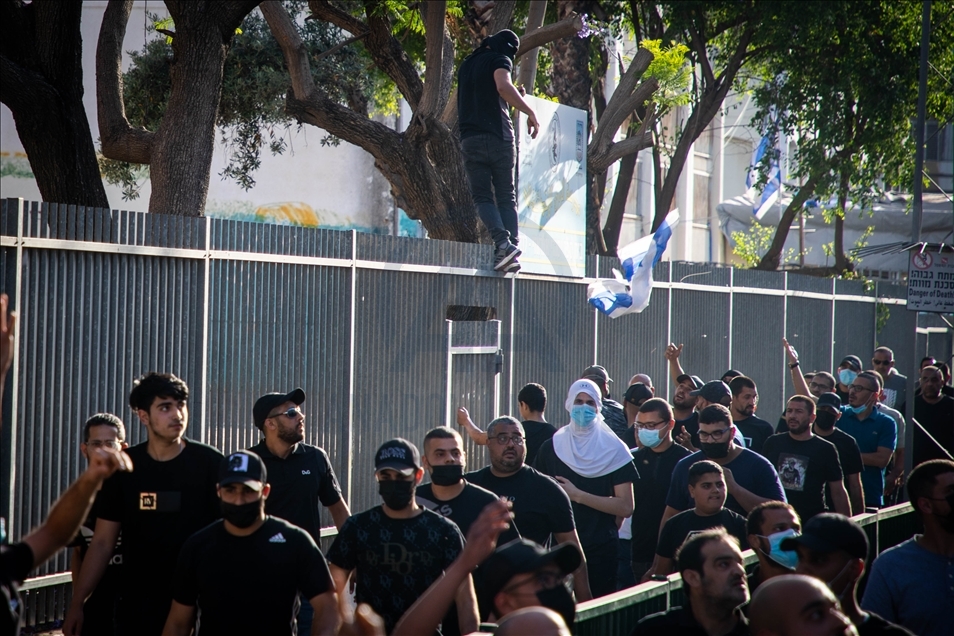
379, 480, 415, 510
430, 464, 464, 487
700, 441, 730, 459
536, 584, 576, 626
814, 411, 838, 431
220, 499, 261, 528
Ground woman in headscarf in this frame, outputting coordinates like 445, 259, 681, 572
534, 379, 637, 598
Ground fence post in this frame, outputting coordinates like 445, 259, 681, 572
782, 271, 789, 404
199, 216, 211, 443
4, 198, 24, 527
347, 229, 357, 504
728, 267, 735, 369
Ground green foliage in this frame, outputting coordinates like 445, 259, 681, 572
98, 154, 150, 201
731, 223, 799, 268
640, 39, 691, 107
116, 2, 379, 195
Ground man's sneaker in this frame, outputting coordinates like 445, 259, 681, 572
504, 259, 521, 273
493, 243, 522, 271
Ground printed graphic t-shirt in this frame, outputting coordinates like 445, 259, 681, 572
416, 480, 500, 536
326, 506, 464, 633
762, 433, 843, 520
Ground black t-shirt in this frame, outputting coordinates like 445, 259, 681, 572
913, 395, 954, 466
93, 439, 223, 621
856, 611, 916, 636
416, 480, 500, 536
466, 465, 575, 547
68, 513, 122, 632
762, 433, 843, 521
655, 509, 747, 560
247, 441, 343, 543
602, 399, 630, 439
173, 517, 332, 635
630, 443, 692, 562
1, 541, 33, 635
326, 506, 463, 634
457, 49, 513, 141
815, 428, 864, 509
632, 606, 749, 636
522, 420, 557, 466
734, 415, 775, 455
676, 412, 701, 448
533, 439, 638, 548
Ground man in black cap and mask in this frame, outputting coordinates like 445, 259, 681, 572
326, 438, 478, 634
458, 29, 540, 273
812, 393, 865, 515
249, 387, 351, 635
163, 451, 340, 636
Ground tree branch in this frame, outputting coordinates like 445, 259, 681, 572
516, 0, 547, 92
688, 24, 716, 88
417, 0, 449, 118
515, 12, 585, 58
96, 0, 153, 164
590, 48, 655, 153
755, 177, 819, 270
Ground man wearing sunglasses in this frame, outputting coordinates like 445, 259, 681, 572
249, 388, 351, 636
69, 414, 129, 636
872, 347, 906, 417
467, 416, 592, 602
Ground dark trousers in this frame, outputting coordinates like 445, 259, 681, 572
617, 538, 636, 590
297, 592, 313, 635
583, 539, 619, 599
461, 133, 518, 247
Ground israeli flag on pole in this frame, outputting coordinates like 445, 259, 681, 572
746, 135, 781, 220
587, 210, 680, 318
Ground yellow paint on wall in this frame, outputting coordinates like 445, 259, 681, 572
253, 202, 321, 227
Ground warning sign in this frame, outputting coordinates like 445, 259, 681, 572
907, 250, 954, 313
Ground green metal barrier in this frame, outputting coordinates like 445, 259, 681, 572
573, 503, 915, 635
17, 504, 914, 633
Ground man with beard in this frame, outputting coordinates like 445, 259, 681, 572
745, 501, 802, 593
326, 438, 478, 634
658, 405, 785, 540
836, 372, 897, 509
762, 396, 850, 520
162, 451, 339, 636
632, 529, 751, 635
729, 376, 775, 455
872, 347, 906, 416
913, 366, 954, 466
467, 416, 592, 601
749, 574, 858, 636
248, 388, 351, 634
811, 394, 865, 515
862, 460, 954, 636
65, 373, 223, 636
787, 513, 914, 636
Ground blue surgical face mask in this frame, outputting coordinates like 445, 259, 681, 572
759, 529, 799, 570
638, 427, 665, 448
847, 403, 868, 415
838, 369, 858, 386
570, 404, 598, 427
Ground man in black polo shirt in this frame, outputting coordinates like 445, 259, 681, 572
728, 376, 774, 455
164, 451, 338, 636
812, 393, 865, 515
248, 388, 351, 635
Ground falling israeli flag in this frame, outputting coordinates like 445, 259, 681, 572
588, 210, 680, 318
746, 135, 781, 220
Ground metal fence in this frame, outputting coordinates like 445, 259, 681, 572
0, 198, 929, 582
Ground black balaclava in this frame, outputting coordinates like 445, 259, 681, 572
483, 29, 520, 60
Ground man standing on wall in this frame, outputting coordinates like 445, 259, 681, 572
458, 29, 540, 273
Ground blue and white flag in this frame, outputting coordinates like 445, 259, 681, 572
587, 210, 680, 318
746, 135, 781, 220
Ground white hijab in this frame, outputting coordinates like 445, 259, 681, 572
552, 379, 634, 478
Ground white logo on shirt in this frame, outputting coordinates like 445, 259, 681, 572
269, 533, 286, 543
302, 469, 311, 475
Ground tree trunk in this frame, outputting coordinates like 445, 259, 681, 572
602, 148, 637, 254
0, 1, 108, 208
516, 0, 547, 93
550, 1, 592, 112
755, 177, 818, 270
833, 168, 852, 273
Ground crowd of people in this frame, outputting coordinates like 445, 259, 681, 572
0, 289, 950, 636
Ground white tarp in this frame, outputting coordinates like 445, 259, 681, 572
717, 192, 953, 273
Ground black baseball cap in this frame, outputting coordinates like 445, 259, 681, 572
722, 369, 743, 381
817, 392, 842, 412
482, 539, 582, 601
781, 513, 868, 560
582, 365, 612, 384
624, 382, 653, 406
839, 355, 863, 372
691, 380, 731, 403
676, 374, 704, 389
374, 438, 421, 475
219, 451, 267, 491
253, 388, 305, 430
